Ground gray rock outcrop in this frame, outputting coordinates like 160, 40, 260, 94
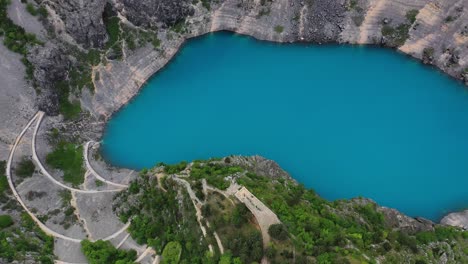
118, 0, 195, 28
45, 0, 108, 48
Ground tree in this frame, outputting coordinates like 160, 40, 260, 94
162, 241, 182, 264
268, 224, 289, 241
81, 240, 136, 264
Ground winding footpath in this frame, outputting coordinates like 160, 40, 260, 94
31, 112, 121, 194
6, 112, 81, 242
84, 141, 129, 188
7, 111, 130, 244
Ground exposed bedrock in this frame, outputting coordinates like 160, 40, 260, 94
27, 42, 70, 115
117, 0, 195, 29
42, 0, 108, 48
441, 210, 468, 230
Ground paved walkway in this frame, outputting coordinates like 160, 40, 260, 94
7, 111, 131, 244
6, 112, 81, 242
234, 187, 281, 248
31, 112, 121, 194
84, 141, 129, 188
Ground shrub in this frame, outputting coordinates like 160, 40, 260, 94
81, 239, 137, 264
16, 157, 35, 178
0, 215, 13, 229
268, 223, 289, 241
406, 10, 419, 24
274, 25, 284, 33
162, 241, 182, 264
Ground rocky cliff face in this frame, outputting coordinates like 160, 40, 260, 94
44, 0, 108, 48
118, 0, 195, 28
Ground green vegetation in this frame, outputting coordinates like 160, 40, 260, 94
203, 193, 263, 263
381, 9, 420, 47
81, 239, 137, 264
95, 180, 104, 187
172, 20, 187, 34
274, 25, 284, 34
0, 160, 8, 195
117, 159, 468, 264
0, 213, 54, 263
58, 190, 78, 229
381, 24, 410, 47
121, 24, 161, 51
25, 3, 47, 18
190, 162, 242, 190
268, 223, 289, 241
114, 172, 211, 263
445, 16, 455, 23
105, 16, 121, 49
46, 141, 85, 186
0, 0, 41, 54
56, 81, 82, 120
406, 9, 419, 24
16, 157, 35, 178
161, 241, 182, 264
237, 170, 468, 263
0, 215, 13, 229
161, 160, 188, 174
201, 0, 212, 10
0, 0, 42, 86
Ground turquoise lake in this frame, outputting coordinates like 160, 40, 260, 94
102, 32, 468, 221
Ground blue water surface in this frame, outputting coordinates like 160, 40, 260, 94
102, 32, 468, 221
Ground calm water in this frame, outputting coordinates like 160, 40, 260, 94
102, 32, 468, 221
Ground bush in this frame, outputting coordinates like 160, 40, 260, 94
0, 215, 13, 229
406, 10, 419, 24
81, 239, 137, 264
16, 157, 35, 178
268, 223, 289, 241
161, 241, 182, 264
274, 25, 284, 33
0, 160, 7, 194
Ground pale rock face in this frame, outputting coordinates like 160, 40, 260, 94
441, 210, 468, 230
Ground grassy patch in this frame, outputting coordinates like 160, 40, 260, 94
105, 16, 121, 49
46, 141, 85, 186
0, 215, 13, 229
274, 25, 284, 33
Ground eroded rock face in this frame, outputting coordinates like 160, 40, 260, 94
380, 208, 435, 233
230, 155, 292, 180
302, 0, 348, 42
28, 43, 70, 115
118, 0, 194, 28
46, 0, 107, 48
